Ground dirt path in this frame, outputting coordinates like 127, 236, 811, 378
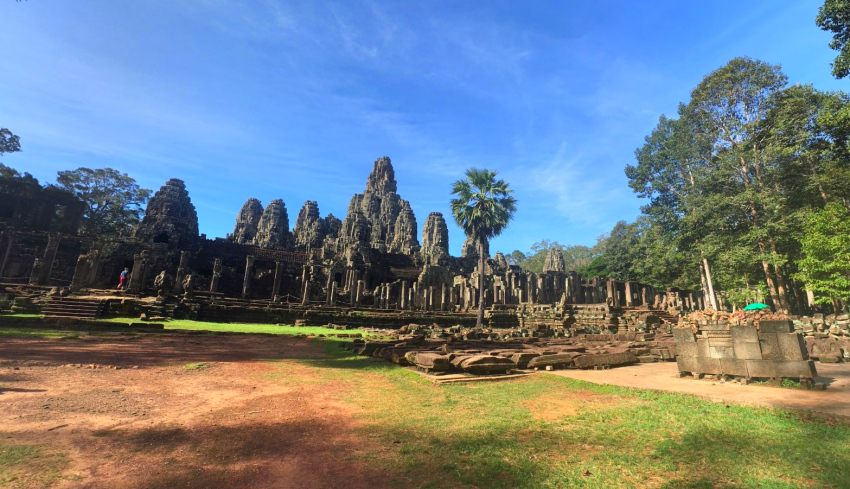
548, 361, 850, 419
0, 334, 396, 488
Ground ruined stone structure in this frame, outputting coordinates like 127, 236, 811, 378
673, 320, 817, 381
229, 198, 263, 245
134, 179, 199, 250
0, 156, 710, 329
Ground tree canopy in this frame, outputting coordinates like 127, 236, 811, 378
817, 0, 850, 79
55, 167, 152, 237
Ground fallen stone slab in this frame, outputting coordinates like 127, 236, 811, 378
459, 354, 516, 374
414, 352, 452, 372
509, 352, 540, 368
573, 352, 638, 369
527, 353, 575, 369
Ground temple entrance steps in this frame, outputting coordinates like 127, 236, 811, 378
41, 297, 104, 320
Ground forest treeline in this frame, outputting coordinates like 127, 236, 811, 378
510, 56, 850, 314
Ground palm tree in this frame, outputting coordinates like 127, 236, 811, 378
450, 168, 517, 327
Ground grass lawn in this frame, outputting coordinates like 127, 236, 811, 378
1, 318, 848, 487
100, 317, 378, 338
273, 339, 850, 488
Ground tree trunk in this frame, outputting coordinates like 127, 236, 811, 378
702, 258, 718, 311
477, 238, 486, 328
767, 237, 791, 314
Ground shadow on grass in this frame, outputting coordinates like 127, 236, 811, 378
85, 418, 401, 489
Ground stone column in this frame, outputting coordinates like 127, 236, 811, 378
624, 281, 633, 307
412, 281, 420, 309
210, 258, 222, 292
355, 280, 364, 306
128, 253, 147, 294
301, 266, 310, 305
242, 255, 255, 300
400, 281, 408, 310
440, 283, 447, 311
0, 231, 14, 278
326, 270, 335, 305
36, 234, 61, 285
328, 281, 337, 305
272, 261, 285, 300
28, 258, 43, 285
173, 250, 191, 294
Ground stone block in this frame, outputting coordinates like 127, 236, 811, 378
696, 357, 722, 375
414, 352, 452, 371
775, 333, 807, 361
700, 322, 729, 331
720, 358, 748, 377
730, 325, 759, 343
745, 359, 776, 378
527, 354, 574, 369
672, 327, 696, 343
758, 333, 781, 361
573, 352, 638, 369
697, 338, 710, 358
509, 352, 540, 369
708, 346, 735, 359
733, 341, 762, 360
673, 341, 697, 359
773, 360, 817, 379
676, 354, 699, 373
759, 320, 794, 334
459, 354, 516, 374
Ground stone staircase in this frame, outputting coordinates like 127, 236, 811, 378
41, 297, 104, 320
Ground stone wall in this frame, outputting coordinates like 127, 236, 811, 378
673, 320, 817, 379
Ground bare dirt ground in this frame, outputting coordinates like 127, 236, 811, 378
0, 334, 397, 489
549, 361, 850, 419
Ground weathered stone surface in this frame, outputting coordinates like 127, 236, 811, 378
413, 352, 452, 371
293, 201, 325, 250
493, 252, 508, 271
459, 354, 516, 373
134, 179, 199, 249
230, 198, 263, 245
421, 212, 449, 264
732, 342, 762, 360
542, 249, 566, 274
253, 199, 291, 249
759, 320, 794, 334
672, 327, 695, 343
573, 352, 638, 369
339, 157, 421, 255
509, 352, 540, 368
773, 360, 816, 378
527, 353, 574, 369
461, 236, 489, 260
390, 201, 419, 255
323, 213, 342, 240
775, 333, 807, 361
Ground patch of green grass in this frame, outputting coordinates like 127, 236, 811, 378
0, 442, 68, 488
99, 317, 381, 339
183, 362, 208, 370
0, 328, 80, 339
265, 343, 850, 489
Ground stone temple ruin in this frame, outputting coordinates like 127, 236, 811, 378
0, 156, 824, 381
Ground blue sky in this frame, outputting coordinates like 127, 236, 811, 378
1, 1, 844, 256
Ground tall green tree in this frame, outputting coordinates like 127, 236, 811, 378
450, 168, 517, 327
795, 203, 850, 309
56, 167, 152, 237
686, 57, 791, 312
817, 0, 850, 79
